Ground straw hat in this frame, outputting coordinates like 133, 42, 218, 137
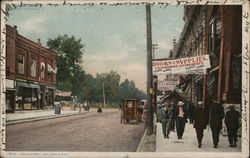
198, 101, 203, 105
177, 101, 184, 106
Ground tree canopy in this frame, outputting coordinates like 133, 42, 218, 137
47, 34, 85, 96
47, 35, 146, 104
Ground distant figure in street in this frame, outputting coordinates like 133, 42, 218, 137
97, 106, 102, 113
160, 102, 173, 139
193, 101, 208, 148
209, 101, 225, 148
73, 104, 77, 111
175, 101, 187, 139
170, 101, 176, 132
225, 104, 240, 147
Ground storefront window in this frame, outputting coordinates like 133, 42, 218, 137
17, 54, 25, 74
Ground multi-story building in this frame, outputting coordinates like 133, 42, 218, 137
173, 5, 242, 109
6, 25, 57, 112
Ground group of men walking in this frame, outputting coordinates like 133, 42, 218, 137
158, 100, 240, 149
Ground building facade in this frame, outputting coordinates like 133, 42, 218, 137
6, 25, 57, 112
172, 5, 242, 109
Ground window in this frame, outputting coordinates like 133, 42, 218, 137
17, 54, 25, 74
209, 17, 222, 65
231, 55, 241, 90
40, 62, 45, 79
31, 59, 36, 77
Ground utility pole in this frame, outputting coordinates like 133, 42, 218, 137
146, 3, 154, 135
103, 82, 106, 106
152, 44, 158, 59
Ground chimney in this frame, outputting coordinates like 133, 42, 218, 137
173, 38, 176, 48
37, 38, 41, 45
13, 25, 18, 38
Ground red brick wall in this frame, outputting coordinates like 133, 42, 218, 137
6, 25, 57, 85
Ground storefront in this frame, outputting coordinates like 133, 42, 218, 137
15, 81, 40, 110
6, 79, 16, 113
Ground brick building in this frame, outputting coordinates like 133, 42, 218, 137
171, 5, 242, 109
6, 25, 57, 112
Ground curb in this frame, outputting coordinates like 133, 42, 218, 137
6, 112, 88, 125
136, 128, 147, 152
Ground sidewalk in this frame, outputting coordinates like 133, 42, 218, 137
6, 108, 85, 125
156, 122, 242, 152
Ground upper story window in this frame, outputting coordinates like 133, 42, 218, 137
17, 54, 25, 75
31, 58, 37, 77
209, 17, 222, 66
40, 62, 45, 79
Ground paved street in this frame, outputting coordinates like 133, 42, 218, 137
6, 109, 145, 152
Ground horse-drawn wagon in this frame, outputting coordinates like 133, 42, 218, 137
120, 99, 143, 124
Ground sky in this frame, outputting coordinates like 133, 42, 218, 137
6, 4, 184, 92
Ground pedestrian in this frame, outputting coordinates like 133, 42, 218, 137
209, 100, 225, 148
188, 102, 195, 124
156, 101, 163, 122
170, 101, 176, 132
175, 101, 187, 139
225, 104, 240, 147
193, 101, 208, 148
160, 102, 173, 139
97, 105, 102, 113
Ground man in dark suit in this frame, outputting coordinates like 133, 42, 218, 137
175, 101, 187, 139
193, 101, 208, 148
225, 104, 240, 147
209, 101, 225, 148
160, 102, 173, 139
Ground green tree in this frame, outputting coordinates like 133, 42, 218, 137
96, 71, 121, 104
119, 79, 146, 101
47, 35, 85, 97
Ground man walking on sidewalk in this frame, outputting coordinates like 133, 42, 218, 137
209, 100, 225, 148
225, 104, 240, 147
170, 101, 176, 132
193, 101, 208, 148
160, 102, 173, 139
175, 101, 187, 139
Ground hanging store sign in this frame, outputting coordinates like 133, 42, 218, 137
153, 55, 211, 74
6, 79, 15, 89
157, 80, 178, 91
56, 90, 71, 97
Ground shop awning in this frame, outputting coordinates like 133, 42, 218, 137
46, 85, 56, 89
173, 76, 192, 101
16, 82, 40, 89
47, 64, 57, 74
160, 91, 181, 101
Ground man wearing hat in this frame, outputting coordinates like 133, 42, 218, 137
156, 101, 163, 122
209, 100, 224, 148
160, 102, 173, 139
174, 101, 187, 139
225, 104, 240, 147
193, 101, 208, 148
170, 101, 176, 132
